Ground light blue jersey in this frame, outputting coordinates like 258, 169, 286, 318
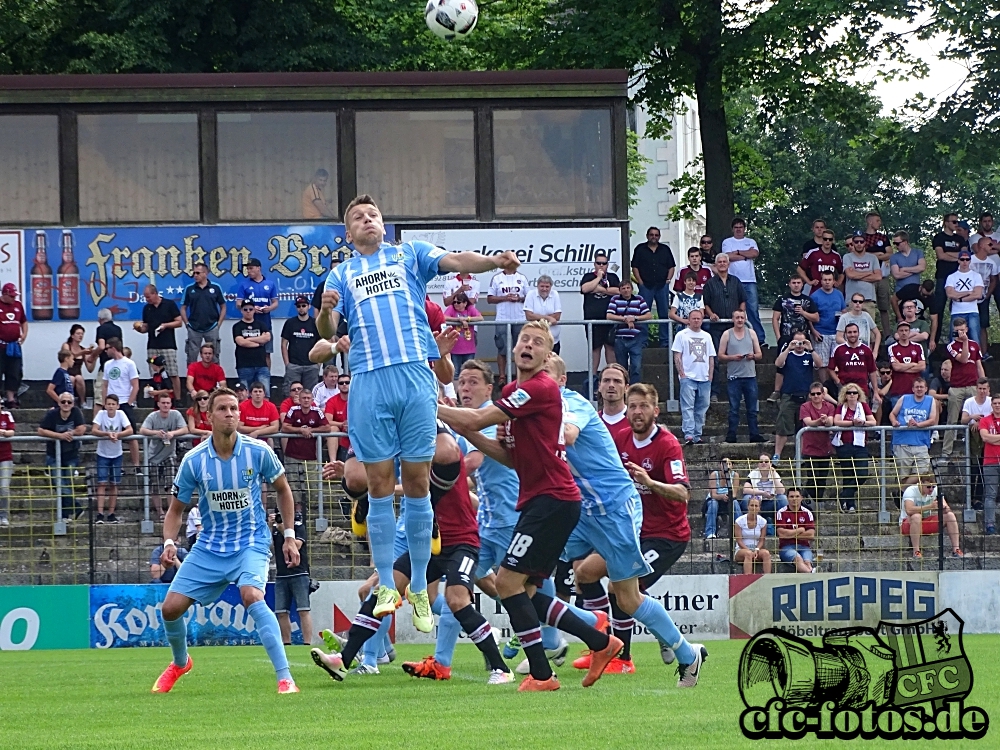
456, 400, 520, 530
172, 434, 284, 555
325, 241, 447, 373
561, 387, 637, 516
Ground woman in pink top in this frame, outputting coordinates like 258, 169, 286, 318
443, 291, 484, 374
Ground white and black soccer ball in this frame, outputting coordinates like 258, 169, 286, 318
424, 0, 479, 40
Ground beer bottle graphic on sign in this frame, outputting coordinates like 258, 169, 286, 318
57, 230, 80, 320
30, 231, 54, 320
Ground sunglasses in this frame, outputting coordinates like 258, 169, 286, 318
700, 240, 713, 244
846, 390, 860, 395
197, 396, 209, 401
290, 386, 303, 392
892, 240, 903, 246
879, 370, 891, 375
822, 238, 834, 242
295, 303, 309, 308
59, 400, 74, 405
338, 380, 351, 385
595, 261, 608, 266
852, 299, 864, 304
809, 391, 823, 396
948, 220, 958, 224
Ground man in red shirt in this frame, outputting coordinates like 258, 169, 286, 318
775, 489, 815, 573
672, 247, 713, 294
887, 321, 924, 407
238, 382, 280, 441
943, 317, 985, 456
798, 231, 844, 293
185, 343, 226, 401
976, 394, 1000, 535
798, 383, 837, 503
323, 372, 352, 461
830, 323, 878, 397
0, 403, 14, 526
437, 320, 618, 692
278, 381, 304, 421
0, 283, 28, 408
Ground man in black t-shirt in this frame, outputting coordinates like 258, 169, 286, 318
281, 295, 321, 394
580, 250, 621, 379
271, 510, 312, 645
932, 213, 970, 344
631, 226, 676, 348
233, 299, 271, 395
139, 285, 182, 399
37, 398, 86, 519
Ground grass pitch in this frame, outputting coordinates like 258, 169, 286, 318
1, 638, 998, 749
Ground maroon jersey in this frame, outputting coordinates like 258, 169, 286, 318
0, 300, 25, 343
830, 343, 875, 390
599, 409, 631, 440
495, 371, 580, 509
614, 425, 690, 543
435, 457, 480, 548
282, 405, 327, 460
673, 266, 713, 294
800, 250, 844, 290
887, 341, 924, 397
0, 409, 13, 462
946, 339, 982, 387
798, 401, 836, 457
775, 505, 815, 549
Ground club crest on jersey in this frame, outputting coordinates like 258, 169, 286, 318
242, 467, 254, 482
641, 457, 653, 470
506, 389, 531, 408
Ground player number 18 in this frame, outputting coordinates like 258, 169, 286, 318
507, 533, 533, 557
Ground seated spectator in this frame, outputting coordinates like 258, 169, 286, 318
523, 275, 562, 355
186, 343, 226, 401
60, 324, 97, 407
239, 382, 280, 441
279, 381, 304, 421
667, 271, 704, 327
37, 395, 86, 520
889, 377, 937, 489
607, 280, 652, 385
836, 294, 881, 353
139, 394, 188, 519
312, 365, 339, 411
444, 291, 483, 372
895, 278, 942, 348
234, 381, 249, 403
775, 489, 815, 573
943, 317, 984, 457
92, 394, 132, 524
671, 308, 715, 445
186, 390, 212, 446
186, 506, 202, 547
150, 542, 187, 583
832, 385, 876, 513
741, 454, 788, 519
704, 458, 738, 539
976, 394, 1000, 535
899, 478, 962, 559
46, 350, 75, 406
146, 355, 174, 402
798, 382, 837, 502
734, 497, 771, 574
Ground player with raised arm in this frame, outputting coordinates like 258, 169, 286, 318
151, 387, 301, 695
438, 321, 619, 692
315, 194, 517, 631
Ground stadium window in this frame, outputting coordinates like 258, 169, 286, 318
217, 112, 339, 222
493, 109, 613, 218
355, 110, 476, 219
78, 113, 200, 223
0, 115, 60, 224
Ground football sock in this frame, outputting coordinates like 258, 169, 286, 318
247, 600, 291, 682
361, 614, 392, 667
501, 592, 551, 680
367, 494, 398, 587
538, 578, 561, 650
341, 595, 382, 667
609, 594, 634, 661
429, 461, 462, 505
454, 604, 509, 672
532, 592, 610, 652
633, 595, 696, 665
540, 577, 598, 626
579, 581, 610, 614
434, 607, 462, 668
403, 494, 434, 591
163, 615, 188, 668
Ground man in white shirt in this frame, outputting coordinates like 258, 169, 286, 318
488, 268, 528, 382
102, 337, 140, 470
721, 217, 766, 344
443, 273, 481, 306
523, 275, 562, 354
671, 308, 715, 445
971, 237, 999, 358
945, 250, 984, 345
970, 211, 1000, 251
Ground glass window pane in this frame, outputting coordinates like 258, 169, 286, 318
494, 109, 613, 217
218, 112, 338, 221
0, 116, 60, 223
78, 113, 199, 223
356, 111, 475, 219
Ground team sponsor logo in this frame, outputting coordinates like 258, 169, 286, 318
350, 265, 406, 302
669, 459, 685, 478
207, 488, 251, 513
506, 389, 531, 408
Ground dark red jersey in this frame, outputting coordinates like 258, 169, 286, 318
434, 457, 480, 548
830, 343, 875, 390
282, 405, 327, 460
614, 425, 690, 543
887, 341, 924, 397
775, 506, 815, 549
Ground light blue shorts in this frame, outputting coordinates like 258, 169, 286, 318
476, 525, 515, 579
167, 544, 271, 605
561, 494, 653, 582
348, 362, 438, 464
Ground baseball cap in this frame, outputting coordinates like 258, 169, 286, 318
247, 258, 262, 268
240, 298, 255, 309
295, 295, 310, 305
958, 249, 972, 259
896, 320, 911, 329
851, 230, 864, 238
234, 382, 248, 391
958, 220, 971, 231
1, 283, 18, 297
148, 355, 167, 367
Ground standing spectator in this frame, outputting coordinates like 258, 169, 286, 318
943, 317, 985, 457
811, 271, 846, 386
180, 262, 225, 368
962, 378, 992, 428
102, 338, 140, 472
302, 168, 334, 219
235, 258, 279, 368
672, 247, 712, 294
899, 479, 962, 559
443, 271, 481, 306
671, 308, 715, 445
721, 217, 766, 343
862, 211, 892, 335
889, 377, 937, 489
801, 219, 828, 261
887, 322, 925, 409
0, 283, 27, 408
150, 541, 187, 583
741, 455, 789, 519
668, 271, 705, 327
702, 253, 747, 402
323, 373, 351, 462
186, 344, 226, 398
718, 309, 763, 444
310, 252, 348, 371
95, 308, 123, 404
970, 211, 1000, 249
37, 394, 86, 520
46, 351, 75, 406
185, 390, 212, 446
799, 383, 837, 503
523, 275, 562, 354
139, 394, 188, 519
444, 292, 483, 373
798, 230, 844, 293
311, 365, 340, 411
60, 324, 97, 407
138, 285, 182, 399
929, 359, 952, 445
830, 323, 879, 402
896, 300, 932, 366
0, 404, 13, 526
774, 332, 822, 459
945, 250, 983, 343
932, 213, 970, 345
487, 265, 529, 383
146, 356, 174, 402
889, 231, 925, 322
283, 389, 332, 510
580, 250, 620, 377
971, 237, 999, 358
281, 295, 321, 394
733, 497, 771, 574
239, 382, 280, 440
233, 299, 271, 394
607, 280, 651, 384
703, 458, 738, 539
699, 235, 717, 265
976, 394, 1000, 535
831, 385, 876, 513
632, 226, 676, 348
775, 489, 815, 573
836, 294, 881, 352
270, 509, 314, 645
842, 232, 883, 327
92, 393, 132, 524
186, 506, 202, 548
279, 382, 304, 421
767, 276, 818, 402
962, 378, 992, 509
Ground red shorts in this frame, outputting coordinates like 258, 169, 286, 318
900, 515, 939, 536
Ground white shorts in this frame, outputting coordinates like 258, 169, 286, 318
814, 334, 839, 367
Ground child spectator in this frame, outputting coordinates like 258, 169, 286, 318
668, 271, 705, 327
444, 291, 483, 372
146, 355, 174, 402
91, 394, 133, 524
47, 350, 76, 406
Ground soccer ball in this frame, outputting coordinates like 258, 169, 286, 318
424, 0, 478, 40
